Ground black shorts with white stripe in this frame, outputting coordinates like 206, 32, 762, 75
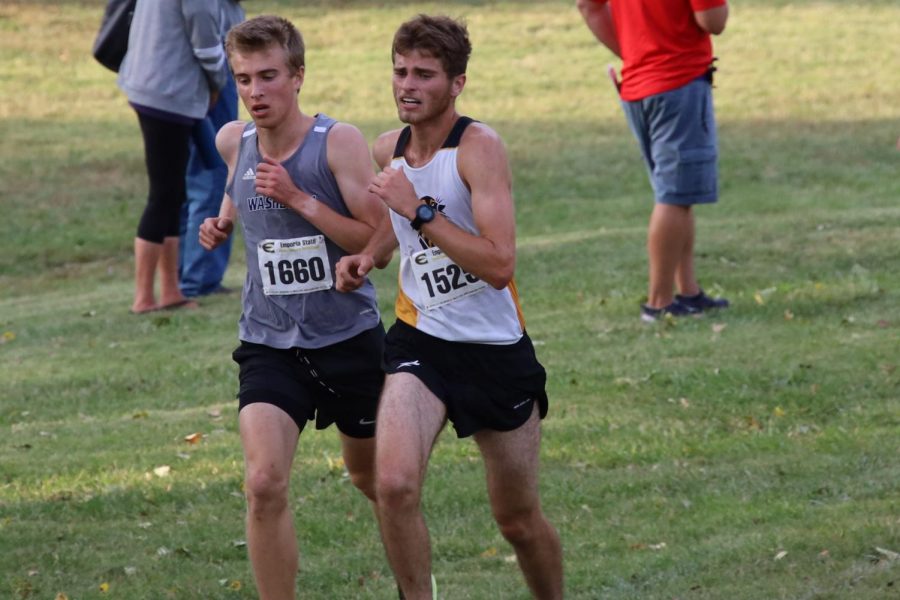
383, 320, 548, 438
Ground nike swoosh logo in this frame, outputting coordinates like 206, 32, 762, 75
397, 360, 420, 369
359, 418, 376, 425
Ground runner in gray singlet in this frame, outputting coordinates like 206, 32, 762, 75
198, 16, 386, 600
229, 114, 380, 348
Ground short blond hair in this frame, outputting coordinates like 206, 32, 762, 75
226, 15, 305, 73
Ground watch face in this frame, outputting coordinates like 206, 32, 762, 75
417, 204, 436, 222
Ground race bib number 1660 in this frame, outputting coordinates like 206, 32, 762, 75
257, 235, 333, 296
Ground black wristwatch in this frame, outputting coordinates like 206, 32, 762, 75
410, 199, 437, 231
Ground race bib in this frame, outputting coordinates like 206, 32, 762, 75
410, 247, 487, 310
257, 235, 333, 296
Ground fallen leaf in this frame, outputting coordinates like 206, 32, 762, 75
680, 398, 690, 409
229, 580, 242, 590
124, 566, 137, 576
325, 454, 345, 474
132, 411, 149, 419
774, 406, 786, 417
503, 554, 518, 563
648, 542, 667, 550
153, 465, 171, 477
774, 550, 788, 560
208, 408, 222, 418
1, 331, 16, 344
711, 323, 727, 334
27, 569, 39, 577
875, 547, 900, 561
784, 310, 794, 320
99, 582, 110, 592
481, 546, 498, 558
55, 594, 68, 600
755, 287, 776, 305
184, 432, 203, 444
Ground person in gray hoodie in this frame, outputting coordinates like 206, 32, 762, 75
118, 0, 230, 313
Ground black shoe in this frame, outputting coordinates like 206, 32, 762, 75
675, 289, 729, 312
640, 300, 699, 323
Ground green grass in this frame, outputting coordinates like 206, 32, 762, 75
2, 1, 899, 598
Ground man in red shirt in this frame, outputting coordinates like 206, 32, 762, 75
577, 0, 731, 322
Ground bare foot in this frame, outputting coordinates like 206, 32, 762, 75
158, 299, 199, 311
130, 302, 160, 314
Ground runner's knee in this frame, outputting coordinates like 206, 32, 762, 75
375, 470, 421, 511
244, 467, 289, 517
494, 506, 542, 546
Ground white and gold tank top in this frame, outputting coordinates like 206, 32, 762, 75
389, 117, 525, 344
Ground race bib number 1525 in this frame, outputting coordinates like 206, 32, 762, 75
411, 247, 487, 309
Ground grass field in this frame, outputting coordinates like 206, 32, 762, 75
1, 1, 899, 598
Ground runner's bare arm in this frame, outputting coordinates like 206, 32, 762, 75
368, 124, 516, 290
199, 121, 244, 250
334, 131, 402, 293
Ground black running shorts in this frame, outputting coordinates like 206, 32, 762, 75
383, 320, 548, 438
232, 324, 385, 438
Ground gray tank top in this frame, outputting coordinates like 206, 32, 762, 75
227, 114, 380, 349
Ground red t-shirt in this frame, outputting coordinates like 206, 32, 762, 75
593, 0, 725, 101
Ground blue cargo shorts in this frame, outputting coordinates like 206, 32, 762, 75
622, 75, 719, 206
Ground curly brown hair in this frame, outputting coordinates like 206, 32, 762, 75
392, 14, 471, 78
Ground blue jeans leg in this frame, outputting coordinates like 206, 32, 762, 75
179, 77, 237, 297
179, 156, 231, 296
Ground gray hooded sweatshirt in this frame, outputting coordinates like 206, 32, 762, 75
118, 0, 229, 120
